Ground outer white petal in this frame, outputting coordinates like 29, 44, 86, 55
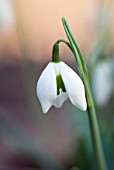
36, 62, 56, 113
53, 90, 68, 108
60, 62, 87, 111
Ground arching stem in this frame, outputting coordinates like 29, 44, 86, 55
61, 16, 108, 170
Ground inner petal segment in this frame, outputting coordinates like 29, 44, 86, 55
53, 90, 68, 108
56, 74, 66, 95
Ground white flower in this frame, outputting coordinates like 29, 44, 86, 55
92, 60, 113, 106
0, 0, 14, 30
36, 61, 87, 113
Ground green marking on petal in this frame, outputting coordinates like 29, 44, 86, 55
56, 74, 66, 95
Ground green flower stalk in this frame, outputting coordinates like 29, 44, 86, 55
62, 16, 108, 170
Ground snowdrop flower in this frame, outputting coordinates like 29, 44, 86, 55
0, 0, 14, 30
36, 61, 87, 113
92, 60, 113, 106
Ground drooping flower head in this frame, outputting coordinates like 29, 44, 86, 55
36, 43, 87, 113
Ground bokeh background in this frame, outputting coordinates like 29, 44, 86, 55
0, 0, 114, 169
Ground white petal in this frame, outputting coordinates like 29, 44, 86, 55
36, 62, 56, 113
53, 89, 68, 108
60, 62, 87, 111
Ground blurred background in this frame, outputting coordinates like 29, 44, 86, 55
0, 0, 114, 169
